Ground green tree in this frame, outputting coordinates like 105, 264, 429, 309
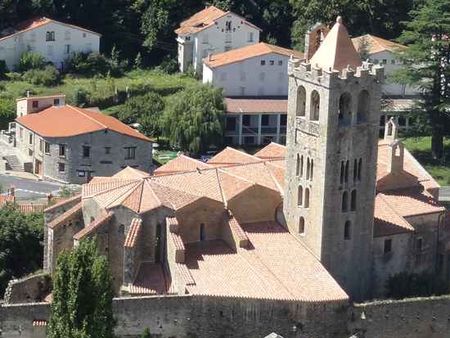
393, 0, 450, 159
141, 328, 151, 338
48, 239, 115, 338
163, 85, 225, 154
0, 204, 44, 294
118, 92, 165, 138
0, 98, 15, 130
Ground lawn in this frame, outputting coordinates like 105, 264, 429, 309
403, 136, 450, 186
0, 69, 198, 112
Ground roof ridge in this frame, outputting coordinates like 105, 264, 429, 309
143, 179, 164, 212
101, 180, 143, 209
225, 147, 261, 161
263, 162, 284, 195
67, 105, 108, 130
214, 168, 228, 206
217, 167, 255, 185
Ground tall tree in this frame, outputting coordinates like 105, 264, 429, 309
163, 84, 225, 154
394, 0, 450, 159
48, 239, 115, 338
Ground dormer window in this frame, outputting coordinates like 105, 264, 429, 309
46, 31, 55, 41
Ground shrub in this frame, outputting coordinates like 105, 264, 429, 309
385, 272, 448, 299
0, 60, 8, 79
0, 99, 15, 130
17, 52, 46, 72
6, 72, 23, 81
23, 66, 61, 86
72, 87, 90, 107
155, 55, 179, 74
66, 52, 125, 77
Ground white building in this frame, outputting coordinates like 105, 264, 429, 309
352, 34, 419, 97
203, 42, 304, 97
0, 17, 101, 71
175, 5, 261, 73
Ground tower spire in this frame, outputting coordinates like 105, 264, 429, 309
310, 16, 362, 72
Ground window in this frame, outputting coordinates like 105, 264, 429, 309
345, 160, 349, 183
104, 147, 111, 154
296, 154, 303, 177
200, 223, 206, 241
304, 188, 310, 208
353, 159, 358, 181
344, 221, 351, 240
357, 90, 370, 123
248, 32, 254, 42
296, 86, 306, 117
261, 60, 266, 66
310, 159, 314, 180
299, 217, 305, 235
278, 60, 283, 66
416, 237, 423, 252
54, 98, 60, 105
58, 163, 65, 172
39, 139, 43, 152
29, 133, 33, 145
384, 239, 392, 254
280, 114, 287, 126
125, 147, 136, 160
358, 158, 362, 180
242, 115, 250, 126
342, 191, 348, 212
65, 44, 71, 54
391, 59, 395, 64
226, 117, 236, 131
269, 60, 275, 66
351, 190, 357, 211
338, 92, 352, 126
32, 101, 39, 108
44, 142, 50, 154
82, 32, 87, 38
340, 161, 345, 184
82, 145, 90, 158
46, 31, 55, 41
59, 144, 66, 157
225, 21, 232, 31
261, 115, 269, 126
297, 185, 303, 206
310, 90, 320, 121
398, 116, 406, 126
306, 158, 310, 180
382, 59, 387, 64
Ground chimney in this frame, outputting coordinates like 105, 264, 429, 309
208, 53, 212, 61
26, 90, 31, 97
384, 117, 398, 142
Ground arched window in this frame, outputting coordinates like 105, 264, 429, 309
345, 160, 349, 183
300, 155, 304, 177
304, 188, 310, 208
310, 90, 320, 121
358, 158, 362, 181
351, 190, 357, 211
353, 159, 358, 181
357, 90, 370, 123
344, 221, 351, 240
310, 159, 314, 181
340, 161, 345, 184
306, 158, 310, 180
342, 191, 348, 212
298, 185, 303, 206
297, 86, 306, 117
338, 92, 352, 126
299, 217, 305, 235
200, 223, 206, 241
296, 154, 300, 176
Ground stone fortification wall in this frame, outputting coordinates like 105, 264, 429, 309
3, 273, 51, 305
348, 295, 450, 338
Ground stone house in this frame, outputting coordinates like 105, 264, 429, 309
13, 98, 152, 184
175, 5, 261, 73
202, 42, 303, 97
0, 17, 100, 71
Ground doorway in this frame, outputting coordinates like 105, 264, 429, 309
200, 223, 206, 241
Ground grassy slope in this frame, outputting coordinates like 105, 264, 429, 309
403, 136, 450, 186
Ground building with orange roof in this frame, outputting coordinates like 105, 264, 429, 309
0, 17, 100, 71
175, 5, 261, 73
352, 34, 419, 97
12, 96, 152, 184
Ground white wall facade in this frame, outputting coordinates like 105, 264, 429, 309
369, 50, 419, 96
203, 52, 289, 97
178, 12, 260, 73
0, 21, 100, 71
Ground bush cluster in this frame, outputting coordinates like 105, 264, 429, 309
23, 66, 61, 86
65, 52, 126, 77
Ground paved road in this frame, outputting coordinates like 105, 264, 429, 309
0, 174, 62, 200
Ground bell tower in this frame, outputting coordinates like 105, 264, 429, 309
284, 17, 384, 300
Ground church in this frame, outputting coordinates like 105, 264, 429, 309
43, 17, 447, 305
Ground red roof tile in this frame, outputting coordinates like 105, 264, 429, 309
175, 6, 227, 35
47, 202, 82, 229
73, 211, 113, 240
225, 98, 287, 114
124, 218, 142, 248
254, 142, 286, 160
16, 105, 151, 142
352, 34, 407, 55
374, 194, 414, 237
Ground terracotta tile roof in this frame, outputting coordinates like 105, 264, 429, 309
310, 17, 362, 72
175, 6, 226, 35
154, 155, 211, 175
352, 34, 407, 55
225, 98, 287, 115
47, 202, 82, 229
113, 166, 150, 179
227, 215, 249, 248
379, 188, 446, 218
16, 105, 151, 142
254, 142, 286, 160
129, 262, 169, 295
44, 195, 81, 213
0, 17, 101, 42
374, 194, 414, 237
183, 222, 348, 302
204, 42, 303, 68
73, 211, 113, 240
124, 218, 142, 248
382, 98, 415, 112
208, 147, 261, 167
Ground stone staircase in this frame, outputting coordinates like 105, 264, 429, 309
2, 155, 23, 172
